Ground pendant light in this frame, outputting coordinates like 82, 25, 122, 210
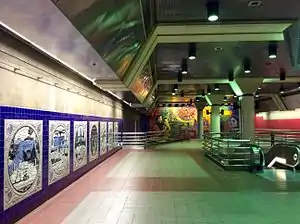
268, 42, 277, 59
188, 43, 196, 60
181, 58, 188, 74
214, 84, 220, 91
206, 1, 219, 22
244, 58, 251, 74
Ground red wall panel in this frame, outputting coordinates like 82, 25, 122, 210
255, 114, 300, 130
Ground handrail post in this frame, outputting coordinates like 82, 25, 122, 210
271, 132, 275, 146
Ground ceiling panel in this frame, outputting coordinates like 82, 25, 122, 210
155, 0, 300, 22
155, 41, 298, 79
259, 83, 299, 94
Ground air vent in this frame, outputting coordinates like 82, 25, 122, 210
284, 21, 300, 70
248, 0, 263, 7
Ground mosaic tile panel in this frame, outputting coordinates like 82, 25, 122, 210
73, 121, 88, 171
48, 121, 70, 185
4, 119, 43, 210
107, 122, 114, 151
89, 121, 99, 162
100, 121, 108, 155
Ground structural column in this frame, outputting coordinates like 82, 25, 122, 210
210, 105, 221, 134
195, 101, 206, 139
240, 95, 255, 141
197, 108, 204, 139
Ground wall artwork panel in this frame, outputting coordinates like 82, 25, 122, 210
107, 122, 114, 151
73, 121, 88, 171
89, 121, 99, 162
48, 121, 70, 185
100, 121, 107, 155
113, 122, 119, 148
4, 119, 43, 210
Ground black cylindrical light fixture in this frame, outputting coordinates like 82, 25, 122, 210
188, 43, 196, 60
177, 71, 183, 82
207, 85, 211, 95
173, 84, 179, 91
268, 42, 277, 59
280, 85, 284, 94
228, 70, 234, 82
244, 58, 251, 73
180, 90, 184, 97
214, 84, 220, 91
206, 1, 219, 22
255, 92, 259, 98
181, 58, 188, 74
201, 91, 205, 97
195, 97, 200, 102
172, 89, 176, 96
280, 68, 286, 81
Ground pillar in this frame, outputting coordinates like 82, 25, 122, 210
240, 95, 255, 141
197, 108, 204, 139
195, 100, 206, 139
211, 105, 220, 134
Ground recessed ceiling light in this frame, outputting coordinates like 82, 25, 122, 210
214, 47, 223, 52
248, 0, 263, 7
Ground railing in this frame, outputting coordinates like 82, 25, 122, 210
255, 129, 300, 151
116, 131, 175, 149
203, 133, 264, 171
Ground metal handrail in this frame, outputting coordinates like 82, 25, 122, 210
203, 133, 263, 170
115, 131, 171, 149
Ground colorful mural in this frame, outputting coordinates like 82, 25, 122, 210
131, 64, 153, 102
149, 105, 239, 137
150, 107, 198, 139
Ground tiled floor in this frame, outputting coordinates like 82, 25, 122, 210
17, 141, 300, 224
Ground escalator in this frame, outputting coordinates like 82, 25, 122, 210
264, 143, 300, 170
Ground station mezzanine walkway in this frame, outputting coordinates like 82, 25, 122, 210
17, 141, 300, 224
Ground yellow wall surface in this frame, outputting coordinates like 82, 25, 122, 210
0, 32, 123, 118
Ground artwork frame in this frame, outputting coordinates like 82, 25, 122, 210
4, 119, 43, 210
73, 121, 87, 171
100, 121, 107, 155
48, 121, 70, 185
89, 121, 99, 162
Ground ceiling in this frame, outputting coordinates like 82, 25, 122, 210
2, 0, 300, 109
155, 0, 300, 22
149, 0, 300, 105
156, 41, 297, 79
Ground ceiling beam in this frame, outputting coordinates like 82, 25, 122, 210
157, 33, 283, 43
122, 22, 292, 106
156, 23, 291, 35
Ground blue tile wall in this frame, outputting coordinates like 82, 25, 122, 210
0, 106, 123, 223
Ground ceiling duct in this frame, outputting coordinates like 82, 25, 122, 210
284, 21, 300, 70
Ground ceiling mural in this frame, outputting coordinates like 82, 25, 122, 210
53, 0, 154, 103
54, 0, 146, 78
131, 64, 153, 102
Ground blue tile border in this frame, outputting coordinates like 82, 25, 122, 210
0, 106, 122, 223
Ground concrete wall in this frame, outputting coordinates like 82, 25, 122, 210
0, 30, 124, 118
